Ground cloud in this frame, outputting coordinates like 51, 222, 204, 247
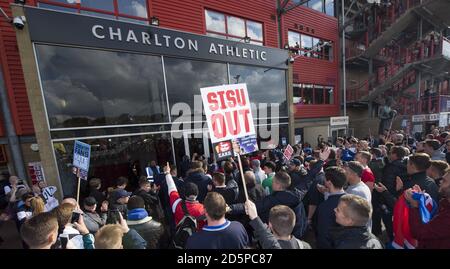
205, 10, 225, 33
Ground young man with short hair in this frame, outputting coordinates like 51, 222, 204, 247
210, 172, 238, 205
186, 192, 248, 249
251, 159, 266, 185
20, 212, 58, 249
355, 151, 375, 191
427, 160, 449, 186
316, 167, 347, 249
82, 196, 107, 234
262, 161, 276, 195
344, 161, 372, 203
424, 139, 445, 161
246, 202, 310, 249
133, 178, 165, 223
332, 194, 382, 249
404, 153, 439, 201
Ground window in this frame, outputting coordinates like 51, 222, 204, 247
325, 0, 335, 16
53, 134, 172, 197
35, 45, 169, 128
164, 58, 228, 117
205, 10, 264, 45
309, 0, 323, 12
288, 31, 333, 61
229, 65, 288, 118
37, 0, 148, 23
291, 0, 335, 17
294, 83, 334, 105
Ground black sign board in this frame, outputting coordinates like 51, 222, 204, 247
24, 7, 288, 69
213, 140, 234, 161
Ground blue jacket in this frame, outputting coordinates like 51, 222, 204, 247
316, 192, 346, 249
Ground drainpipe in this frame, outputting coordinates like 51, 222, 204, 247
0, 60, 27, 181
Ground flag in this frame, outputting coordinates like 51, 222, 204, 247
412, 192, 438, 224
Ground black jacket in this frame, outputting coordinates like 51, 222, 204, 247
184, 171, 212, 203
330, 226, 383, 249
382, 158, 407, 196
212, 186, 238, 205
316, 193, 346, 249
289, 168, 308, 193
230, 190, 301, 223
403, 171, 439, 202
133, 189, 165, 223
368, 159, 385, 183
241, 183, 266, 203
127, 216, 167, 249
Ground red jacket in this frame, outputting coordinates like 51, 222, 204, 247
169, 190, 206, 230
409, 199, 450, 249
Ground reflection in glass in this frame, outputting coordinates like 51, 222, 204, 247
117, 0, 148, 18
81, 0, 114, 12
310, 0, 324, 12
315, 85, 324, 104
53, 134, 172, 197
35, 45, 169, 128
38, 3, 78, 13
164, 57, 228, 116
229, 65, 288, 118
227, 16, 245, 37
205, 10, 226, 33
80, 10, 115, 20
325, 87, 334, 104
118, 16, 148, 25
325, 0, 335, 16
301, 35, 312, 56
288, 31, 301, 49
246, 21, 263, 42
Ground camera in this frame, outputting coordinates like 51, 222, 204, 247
13, 16, 26, 30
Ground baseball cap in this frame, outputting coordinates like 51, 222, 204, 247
111, 189, 132, 201
290, 159, 301, 166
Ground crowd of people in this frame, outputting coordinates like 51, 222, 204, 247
1, 128, 450, 249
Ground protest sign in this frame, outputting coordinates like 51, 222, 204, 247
73, 140, 91, 203
236, 135, 259, 155
201, 83, 257, 201
283, 144, 294, 162
200, 83, 255, 144
213, 140, 235, 161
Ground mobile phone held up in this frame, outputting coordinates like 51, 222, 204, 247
71, 212, 80, 224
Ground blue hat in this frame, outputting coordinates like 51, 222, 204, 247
304, 156, 314, 163
290, 159, 301, 166
304, 148, 312, 155
111, 189, 131, 201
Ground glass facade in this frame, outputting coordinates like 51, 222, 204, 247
205, 9, 264, 45
288, 31, 333, 61
38, 0, 148, 22
53, 134, 172, 197
35, 45, 169, 129
294, 0, 335, 17
293, 83, 334, 105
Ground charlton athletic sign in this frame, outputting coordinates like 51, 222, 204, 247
201, 83, 256, 144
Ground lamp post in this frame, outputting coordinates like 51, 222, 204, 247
342, 0, 347, 118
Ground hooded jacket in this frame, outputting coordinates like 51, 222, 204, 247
126, 208, 167, 249
184, 169, 212, 203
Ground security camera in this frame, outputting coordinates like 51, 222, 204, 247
13, 16, 25, 30
288, 56, 295, 64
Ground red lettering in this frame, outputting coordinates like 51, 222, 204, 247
236, 88, 247, 106
226, 90, 236, 108
216, 91, 227, 110
239, 109, 251, 132
211, 114, 226, 139
225, 111, 240, 136
207, 92, 218, 111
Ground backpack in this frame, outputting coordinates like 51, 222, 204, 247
171, 200, 197, 249
292, 201, 308, 239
